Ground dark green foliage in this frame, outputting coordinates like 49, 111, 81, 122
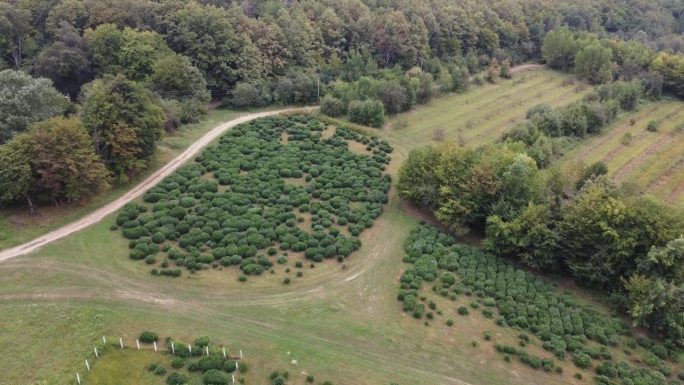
572, 352, 591, 368
166, 372, 189, 385
202, 369, 230, 385
348, 100, 385, 128
138, 331, 159, 343
171, 357, 185, 369
115, 116, 390, 278
457, 306, 469, 316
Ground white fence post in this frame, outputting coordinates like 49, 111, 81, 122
136, 340, 140, 350
119, 338, 124, 349
76, 373, 81, 384
94, 347, 98, 358
85, 359, 90, 371
153, 341, 157, 352
171, 342, 175, 355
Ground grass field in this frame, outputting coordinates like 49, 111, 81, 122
0, 109, 240, 250
382, 67, 592, 162
3, 67, 671, 385
560, 98, 684, 206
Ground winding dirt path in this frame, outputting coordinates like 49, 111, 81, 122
0, 107, 316, 263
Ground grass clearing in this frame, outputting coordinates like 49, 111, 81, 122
0, 109, 240, 250
560, 99, 684, 205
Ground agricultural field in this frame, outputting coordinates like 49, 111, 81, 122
114, 114, 392, 279
560, 99, 684, 206
382, 67, 592, 160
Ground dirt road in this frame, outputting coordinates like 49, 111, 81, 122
0, 107, 315, 263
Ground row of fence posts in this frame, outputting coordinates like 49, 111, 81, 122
76, 336, 243, 384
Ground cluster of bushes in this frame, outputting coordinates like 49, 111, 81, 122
114, 115, 392, 277
397, 137, 684, 346
160, 336, 247, 385
398, 225, 678, 384
502, 80, 648, 167
321, 62, 496, 127
494, 344, 557, 372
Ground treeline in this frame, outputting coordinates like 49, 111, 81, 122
397, 112, 684, 347
541, 27, 684, 97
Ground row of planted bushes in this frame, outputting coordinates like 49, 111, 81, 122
398, 225, 679, 385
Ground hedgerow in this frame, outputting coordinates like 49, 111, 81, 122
399, 225, 676, 384
113, 115, 392, 278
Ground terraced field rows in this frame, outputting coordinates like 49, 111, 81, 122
383, 68, 592, 155
560, 100, 684, 205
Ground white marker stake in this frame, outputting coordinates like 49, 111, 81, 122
119, 338, 124, 349
102, 336, 106, 344
235, 361, 238, 370
222, 347, 226, 358
136, 340, 140, 350
205, 346, 209, 356
94, 347, 98, 358
239, 349, 243, 358
76, 373, 81, 385
188, 344, 192, 355
232, 374, 235, 383
171, 342, 175, 355
85, 360, 90, 371
153, 341, 157, 352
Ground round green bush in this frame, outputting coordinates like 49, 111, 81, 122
139, 331, 159, 343
572, 352, 591, 369
457, 306, 469, 316
171, 357, 185, 369
202, 369, 230, 385
166, 372, 189, 385
153, 366, 167, 375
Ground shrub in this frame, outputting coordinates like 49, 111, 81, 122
283, 277, 291, 284
458, 306, 469, 315
306, 374, 314, 382
171, 357, 185, 369
238, 274, 247, 282
139, 331, 159, 343
153, 366, 167, 376
320, 95, 346, 117
446, 319, 454, 326
167, 372, 189, 385
647, 120, 659, 132
348, 100, 385, 128
621, 132, 632, 145
203, 369, 230, 385
572, 353, 591, 369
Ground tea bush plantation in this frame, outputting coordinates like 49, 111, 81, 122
398, 225, 683, 385
112, 115, 392, 277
